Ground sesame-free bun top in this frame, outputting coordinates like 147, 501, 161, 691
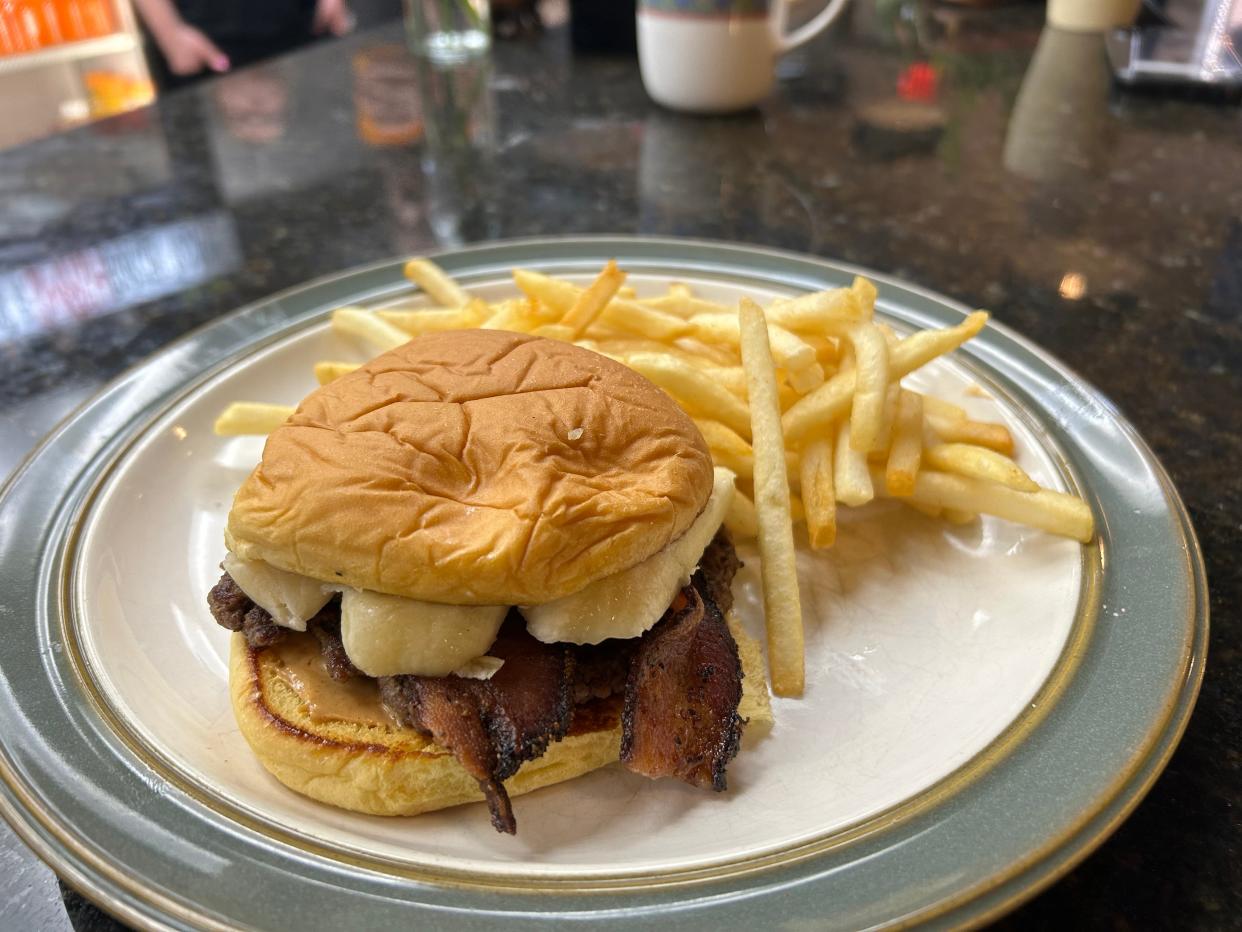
225, 330, 714, 606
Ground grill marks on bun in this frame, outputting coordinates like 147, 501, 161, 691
226, 331, 714, 605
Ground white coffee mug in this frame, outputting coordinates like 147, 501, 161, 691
1047, 0, 1141, 32
637, 0, 850, 113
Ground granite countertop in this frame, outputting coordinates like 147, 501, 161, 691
0, 6, 1238, 929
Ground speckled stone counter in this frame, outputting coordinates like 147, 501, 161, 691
0, 7, 1238, 929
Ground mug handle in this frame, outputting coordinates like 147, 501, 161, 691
774, 0, 850, 54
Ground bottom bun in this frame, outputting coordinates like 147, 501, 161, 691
229, 615, 772, 819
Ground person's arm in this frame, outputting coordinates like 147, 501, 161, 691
132, 0, 230, 76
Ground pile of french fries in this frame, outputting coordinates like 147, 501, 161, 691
216, 258, 1095, 699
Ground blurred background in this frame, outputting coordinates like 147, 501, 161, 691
0, 0, 1234, 151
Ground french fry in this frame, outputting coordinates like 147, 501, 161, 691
575, 339, 618, 359
674, 336, 739, 367
403, 258, 470, 307
690, 363, 748, 398
777, 382, 801, 413
331, 307, 411, 352
874, 468, 1095, 542
885, 390, 924, 496
511, 265, 689, 340
213, 402, 295, 436
787, 362, 825, 395
688, 313, 816, 372
943, 508, 977, 525
692, 424, 799, 480
788, 494, 806, 523
694, 419, 754, 476
589, 337, 685, 357
617, 285, 638, 299
532, 323, 575, 342
625, 353, 753, 439
925, 414, 1015, 457
800, 434, 836, 549
921, 394, 967, 423
766, 288, 862, 332
834, 415, 874, 506
598, 298, 691, 341
585, 320, 628, 341
593, 340, 746, 392
669, 282, 693, 299
481, 297, 546, 333
889, 311, 988, 377
562, 260, 626, 337
847, 323, 889, 452
314, 360, 360, 385
873, 383, 901, 453
806, 335, 841, 366
738, 297, 804, 697
513, 269, 578, 315
780, 363, 872, 443
378, 300, 487, 334
643, 295, 731, 318
725, 487, 759, 540
852, 275, 878, 318
597, 344, 745, 393
782, 312, 989, 445
591, 340, 735, 387
924, 443, 1039, 492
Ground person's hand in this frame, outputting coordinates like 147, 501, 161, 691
158, 22, 230, 76
313, 0, 355, 36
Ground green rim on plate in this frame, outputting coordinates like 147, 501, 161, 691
0, 237, 1206, 930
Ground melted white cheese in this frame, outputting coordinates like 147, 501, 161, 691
339, 590, 507, 677
222, 553, 332, 632
452, 656, 505, 680
519, 467, 735, 645
223, 469, 735, 672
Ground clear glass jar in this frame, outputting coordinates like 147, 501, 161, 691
404, 0, 491, 64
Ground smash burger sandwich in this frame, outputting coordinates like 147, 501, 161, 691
207, 329, 766, 833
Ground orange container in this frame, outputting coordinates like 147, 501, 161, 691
81, 0, 113, 36
15, 0, 51, 48
60, 0, 86, 41
1, 2, 29, 53
38, 0, 65, 44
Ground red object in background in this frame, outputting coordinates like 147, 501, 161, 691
897, 62, 940, 102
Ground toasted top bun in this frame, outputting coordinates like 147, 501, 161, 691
226, 330, 714, 605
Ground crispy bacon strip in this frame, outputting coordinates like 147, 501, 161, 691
619, 585, 744, 791
218, 531, 746, 833
695, 530, 741, 615
378, 616, 575, 834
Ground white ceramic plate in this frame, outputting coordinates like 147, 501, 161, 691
0, 238, 1205, 930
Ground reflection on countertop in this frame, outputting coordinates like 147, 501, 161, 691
0, 6, 1239, 930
